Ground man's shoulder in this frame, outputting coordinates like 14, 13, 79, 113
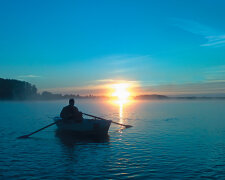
63, 105, 78, 110
73, 106, 79, 110
62, 105, 70, 110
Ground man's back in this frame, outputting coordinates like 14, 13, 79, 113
60, 105, 78, 118
60, 104, 82, 122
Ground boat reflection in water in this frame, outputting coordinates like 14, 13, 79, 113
55, 129, 110, 147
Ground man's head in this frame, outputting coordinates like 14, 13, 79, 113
69, 98, 74, 106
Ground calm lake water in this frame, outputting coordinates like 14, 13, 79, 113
0, 99, 225, 179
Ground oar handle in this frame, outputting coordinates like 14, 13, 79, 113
82, 113, 132, 127
82, 113, 108, 121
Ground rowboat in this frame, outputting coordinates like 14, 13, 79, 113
18, 113, 131, 139
53, 117, 112, 136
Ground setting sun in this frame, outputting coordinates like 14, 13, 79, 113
112, 83, 131, 101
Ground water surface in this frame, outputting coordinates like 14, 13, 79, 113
0, 100, 225, 179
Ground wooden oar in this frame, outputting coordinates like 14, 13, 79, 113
17, 121, 57, 139
82, 113, 133, 128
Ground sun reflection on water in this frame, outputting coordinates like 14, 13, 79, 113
113, 99, 130, 124
119, 101, 124, 123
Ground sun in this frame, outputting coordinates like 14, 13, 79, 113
112, 83, 130, 101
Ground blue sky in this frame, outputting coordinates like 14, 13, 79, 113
0, 0, 225, 96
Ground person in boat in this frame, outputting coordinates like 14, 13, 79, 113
60, 98, 83, 123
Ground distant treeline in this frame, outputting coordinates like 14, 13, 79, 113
1, 78, 224, 101
134, 94, 168, 100
0, 78, 101, 100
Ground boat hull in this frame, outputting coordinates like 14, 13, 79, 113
54, 117, 111, 136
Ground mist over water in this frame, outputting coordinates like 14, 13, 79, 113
0, 100, 225, 179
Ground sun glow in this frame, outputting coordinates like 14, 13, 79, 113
112, 83, 131, 101
109, 82, 134, 124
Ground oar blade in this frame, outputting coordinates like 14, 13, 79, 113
125, 125, 133, 128
17, 121, 56, 139
17, 135, 29, 139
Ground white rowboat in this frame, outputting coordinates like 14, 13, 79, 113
54, 117, 112, 136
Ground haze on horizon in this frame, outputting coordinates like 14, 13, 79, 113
0, 0, 225, 97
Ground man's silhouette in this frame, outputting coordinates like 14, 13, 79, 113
60, 98, 83, 123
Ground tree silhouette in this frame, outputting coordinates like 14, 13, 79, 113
0, 78, 37, 100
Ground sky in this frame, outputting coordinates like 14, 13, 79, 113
0, 0, 225, 96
